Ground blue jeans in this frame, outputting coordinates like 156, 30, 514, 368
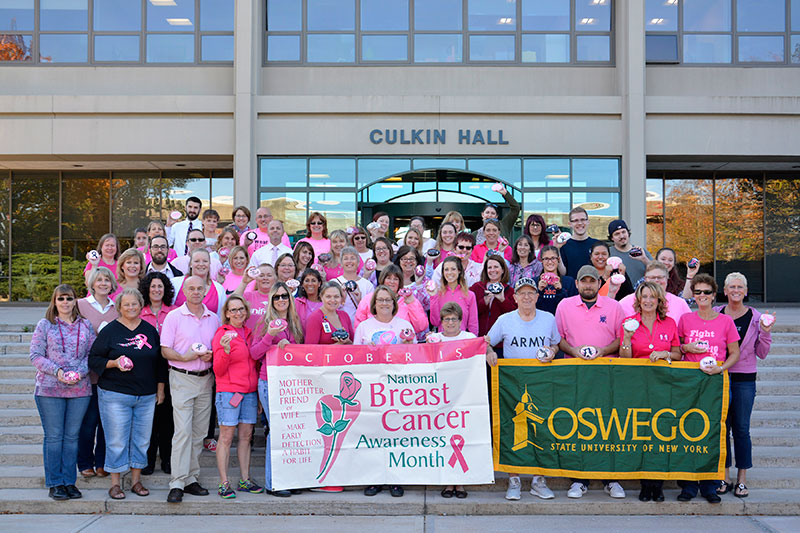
98, 388, 156, 473
35, 395, 91, 487
257, 379, 273, 490
726, 380, 756, 470
77, 384, 105, 471
678, 480, 720, 497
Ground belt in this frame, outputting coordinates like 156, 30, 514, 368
170, 366, 212, 377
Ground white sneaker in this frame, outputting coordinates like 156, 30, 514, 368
605, 481, 626, 499
530, 476, 555, 499
505, 476, 521, 500
567, 482, 587, 498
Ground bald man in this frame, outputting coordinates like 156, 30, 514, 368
239, 207, 291, 254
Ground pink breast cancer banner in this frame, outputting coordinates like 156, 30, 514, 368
266, 338, 494, 490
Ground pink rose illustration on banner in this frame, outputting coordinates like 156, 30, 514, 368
316, 371, 362, 482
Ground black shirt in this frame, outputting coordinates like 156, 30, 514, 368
730, 307, 753, 348
560, 237, 599, 279
535, 275, 578, 315
89, 319, 167, 396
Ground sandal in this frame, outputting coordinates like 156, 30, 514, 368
441, 488, 454, 498
108, 484, 126, 500
717, 480, 732, 495
131, 482, 150, 497
734, 483, 749, 498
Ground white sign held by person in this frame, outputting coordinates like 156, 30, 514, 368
267, 338, 493, 490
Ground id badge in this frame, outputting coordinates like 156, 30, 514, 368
322, 321, 332, 334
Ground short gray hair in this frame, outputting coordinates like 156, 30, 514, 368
114, 287, 144, 314
88, 266, 118, 296
724, 272, 748, 289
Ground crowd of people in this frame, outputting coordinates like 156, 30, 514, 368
29, 189, 775, 503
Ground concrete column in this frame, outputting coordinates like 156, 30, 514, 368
617, 0, 647, 236
233, 0, 260, 213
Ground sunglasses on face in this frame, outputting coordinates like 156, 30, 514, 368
457, 245, 473, 250
188, 237, 205, 243
273, 293, 290, 301
693, 289, 714, 295
56, 296, 75, 302
310, 221, 324, 226
353, 235, 366, 240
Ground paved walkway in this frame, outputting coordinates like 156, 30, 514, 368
0, 514, 798, 532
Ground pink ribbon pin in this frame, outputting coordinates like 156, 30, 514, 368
448, 434, 469, 473
134, 334, 152, 349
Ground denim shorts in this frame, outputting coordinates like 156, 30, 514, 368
215, 391, 258, 426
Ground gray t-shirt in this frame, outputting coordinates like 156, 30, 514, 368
487, 309, 561, 359
610, 246, 653, 283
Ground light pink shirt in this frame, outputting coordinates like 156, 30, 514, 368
555, 295, 626, 357
298, 236, 331, 257
241, 228, 292, 256
619, 291, 691, 325
160, 303, 220, 372
170, 255, 223, 280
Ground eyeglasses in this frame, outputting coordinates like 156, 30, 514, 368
442, 317, 460, 323
353, 235, 366, 240
645, 275, 667, 281
570, 218, 589, 223
309, 221, 324, 226
400, 257, 416, 263
693, 289, 714, 295
457, 244, 473, 250
228, 307, 246, 314
273, 293, 290, 301
375, 297, 393, 304
375, 247, 389, 253
188, 237, 205, 243
541, 256, 558, 262
56, 296, 74, 302
150, 244, 168, 250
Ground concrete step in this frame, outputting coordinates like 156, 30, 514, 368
755, 367, 800, 381
757, 354, 800, 368
0, 344, 33, 355
0, 409, 40, 427
0, 324, 36, 333
753, 395, 800, 411
0, 354, 31, 367
770, 333, 800, 343
760, 343, 800, 355
0, 487, 798, 516
772, 324, 800, 333
0, 379, 32, 394
751, 411, 800, 428
0, 426, 42, 444
0, 333, 33, 343
0, 393, 35, 409
0, 366, 36, 379
748, 427, 800, 447
754, 381, 798, 395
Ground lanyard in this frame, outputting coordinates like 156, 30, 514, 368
57, 320, 82, 358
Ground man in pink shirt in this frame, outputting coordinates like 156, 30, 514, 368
160, 276, 220, 503
240, 207, 291, 254
554, 264, 627, 500
619, 261, 691, 323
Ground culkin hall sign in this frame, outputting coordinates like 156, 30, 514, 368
369, 128, 509, 145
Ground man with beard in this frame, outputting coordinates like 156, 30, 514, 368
607, 219, 652, 283
146, 236, 183, 279
167, 197, 203, 257
554, 264, 627, 500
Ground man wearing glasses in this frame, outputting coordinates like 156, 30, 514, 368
146, 236, 183, 279
167, 196, 203, 257
431, 233, 483, 288
241, 207, 291, 255
170, 230, 223, 280
474, 183, 520, 246
557, 207, 599, 279
618, 261, 690, 323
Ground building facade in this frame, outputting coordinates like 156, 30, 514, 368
1, 0, 799, 302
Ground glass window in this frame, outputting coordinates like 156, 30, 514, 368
572, 159, 619, 188
358, 158, 411, 188
146, 34, 194, 63
572, 191, 620, 240
794, 0, 800, 31
62, 174, 111, 281
147, 0, 194, 32
210, 173, 234, 222
307, 0, 355, 31
200, 0, 234, 31
415, 0, 462, 31
267, 0, 301, 31
646, 34, 678, 62
368, 182, 413, 203
93, 0, 140, 31
268, 35, 301, 61
462, 181, 508, 204
576, 35, 610, 61
307, 34, 355, 62
645, 0, 677, 32
765, 178, 800, 301
737, 0, 784, 33
94, 35, 139, 62
309, 159, 355, 188
260, 191, 308, 240
361, 0, 408, 31
792, 35, 800, 63
39, 34, 88, 63
414, 34, 462, 62
362, 35, 408, 61
308, 192, 356, 232
40, 0, 87, 31
0, 34, 33, 61
646, 178, 664, 254
684, 0, 731, 32
739, 35, 784, 62
468, 159, 522, 189
521, 0, 569, 31
524, 192, 571, 229
469, 35, 515, 61
664, 178, 714, 273
683, 34, 731, 63
0, 172, 8, 301
261, 158, 307, 188
524, 159, 570, 188
575, 0, 611, 32
161, 172, 210, 216
201, 35, 234, 61
111, 173, 162, 239
413, 159, 466, 170
468, 0, 516, 31
521, 34, 569, 62
0, 0, 34, 32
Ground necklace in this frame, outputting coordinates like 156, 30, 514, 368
57, 319, 82, 358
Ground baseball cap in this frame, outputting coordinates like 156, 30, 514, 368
576, 265, 600, 281
514, 277, 537, 291
608, 219, 629, 236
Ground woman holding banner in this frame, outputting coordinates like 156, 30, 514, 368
618, 282, 681, 502
676, 273, 740, 503
715, 272, 774, 498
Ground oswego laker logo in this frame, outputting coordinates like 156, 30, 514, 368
513, 386, 544, 451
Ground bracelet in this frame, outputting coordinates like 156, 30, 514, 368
621, 344, 631, 350
686, 277, 694, 281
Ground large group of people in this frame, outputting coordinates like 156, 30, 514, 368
29, 190, 774, 503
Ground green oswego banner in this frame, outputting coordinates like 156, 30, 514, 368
492, 358, 729, 480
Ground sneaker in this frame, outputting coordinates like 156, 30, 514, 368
604, 481, 626, 499
204, 439, 217, 452
530, 476, 555, 500
309, 486, 344, 492
218, 481, 236, 499
567, 482, 587, 499
238, 479, 264, 494
505, 476, 521, 500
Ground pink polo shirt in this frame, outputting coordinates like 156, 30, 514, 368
677, 312, 739, 362
471, 242, 513, 263
555, 295, 626, 357
160, 303, 220, 372
141, 304, 175, 335
619, 313, 679, 359
619, 291, 691, 325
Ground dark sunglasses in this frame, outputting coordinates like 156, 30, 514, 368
353, 235, 367, 240
272, 293, 291, 301
56, 296, 75, 302
693, 289, 714, 295
188, 237, 205, 242
457, 244, 473, 250
309, 221, 324, 226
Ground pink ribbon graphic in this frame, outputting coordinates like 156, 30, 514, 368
133, 334, 152, 349
447, 434, 469, 473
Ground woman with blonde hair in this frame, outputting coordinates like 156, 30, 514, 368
442, 211, 465, 233
171, 248, 227, 316
428, 256, 479, 335
220, 245, 249, 293
214, 227, 241, 267
112, 248, 145, 298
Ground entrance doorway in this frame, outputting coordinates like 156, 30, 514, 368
358, 168, 522, 242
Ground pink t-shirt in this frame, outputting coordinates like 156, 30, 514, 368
677, 312, 740, 362
241, 228, 292, 256
471, 242, 513, 263
140, 304, 176, 335
222, 272, 243, 293
84, 259, 116, 275
555, 295, 626, 357
619, 291, 691, 325
295, 297, 323, 328
298, 237, 331, 257
243, 288, 271, 333
353, 293, 429, 334
619, 313, 679, 359
429, 287, 479, 336
353, 316, 416, 346
160, 304, 220, 372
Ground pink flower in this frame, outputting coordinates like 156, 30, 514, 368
338, 371, 361, 403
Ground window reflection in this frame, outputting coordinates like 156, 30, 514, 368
468, 0, 516, 31
522, 34, 569, 62
362, 35, 408, 61
94, 0, 140, 31
362, 0, 408, 31
522, 0, 569, 31
368, 182, 413, 203
261, 158, 307, 188
62, 174, 110, 289
765, 178, 800, 302
0, 173, 9, 301
0, 34, 32, 61
147, 0, 194, 32
573, 192, 620, 240
646, 178, 664, 255
524, 192, 570, 229
201, 35, 234, 61
40, 34, 88, 62
684, 0, 731, 32
309, 159, 355, 188
739, 36, 784, 63
646, 34, 678, 63
414, 34, 462, 62
40, 0, 87, 31
524, 159, 570, 188
645, 0, 677, 32
94, 35, 139, 62
737, 0, 784, 32
576, 35, 610, 61
211, 173, 234, 223
664, 179, 714, 275
307, 34, 355, 62
1, 0, 34, 31
268, 35, 301, 61
161, 172, 210, 219
572, 159, 619, 188
146, 34, 194, 62
111, 173, 161, 241
308, 0, 355, 31
469, 35, 515, 61
358, 159, 411, 188
200, 0, 234, 31
575, 0, 611, 32
308, 192, 355, 232
683, 34, 731, 63
261, 192, 308, 241
415, 0, 462, 30
267, 0, 302, 31
469, 159, 522, 189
